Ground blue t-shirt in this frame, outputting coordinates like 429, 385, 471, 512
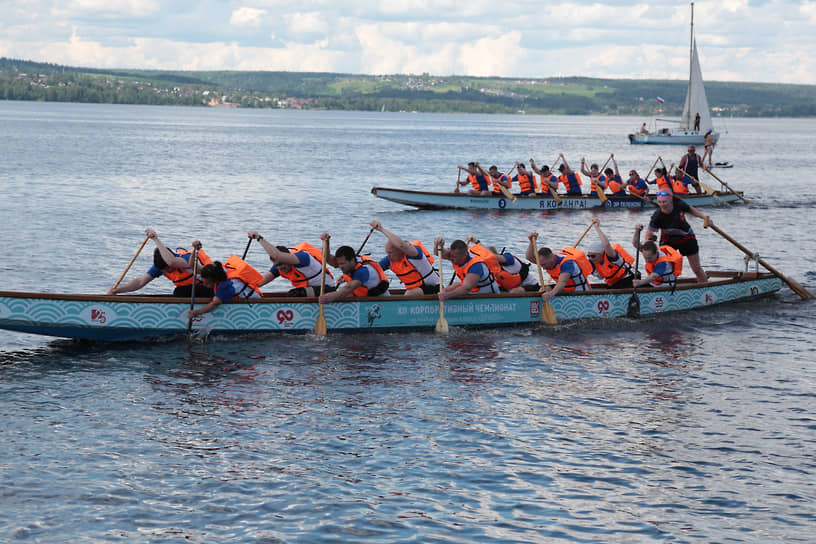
350, 264, 372, 285
214, 279, 239, 302
269, 250, 310, 278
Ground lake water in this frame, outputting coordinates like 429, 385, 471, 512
1, 101, 814, 543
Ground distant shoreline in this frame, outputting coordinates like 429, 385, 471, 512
2, 57, 814, 117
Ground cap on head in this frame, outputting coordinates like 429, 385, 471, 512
587, 241, 604, 256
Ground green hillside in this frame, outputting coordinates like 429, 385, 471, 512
1, 57, 813, 116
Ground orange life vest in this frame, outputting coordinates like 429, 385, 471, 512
451, 253, 498, 293
277, 242, 333, 288
388, 241, 437, 289
467, 173, 481, 191
343, 256, 389, 297
590, 174, 604, 193
164, 248, 213, 287
672, 177, 690, 195
593, 244, 636, 287
467, 244, 521, 290
220, 255, 263, 297
546, 247, 592, 291
628, 178, 647, 196
655, 175, 671, 191
539, 173, 558, 192
607, 176, 625, 195
492, 173, 512, 194
645, 246, 684, 286
516, 172, 535, 193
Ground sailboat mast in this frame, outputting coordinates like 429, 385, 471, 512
686, 2, 694, 127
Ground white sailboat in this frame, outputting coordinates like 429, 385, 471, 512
629, 3, 720, 145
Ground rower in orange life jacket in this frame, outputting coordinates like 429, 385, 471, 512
581, 160, 606, 194
556, 154, 583, 195
369, 220, 440, 296
671, 171, 692, 195
248, 231, 337, 297
527, 232, 591, 303
457, 163, 489, 194
648, 167, 672, 192
512, 162, 536, 195
189, 255, 264, 320
466, 241, 538, 292
437, 239, 500, 301
483, 164, 512, 195
106, 228, 214, 298
626, 170, 649, 197
584, 221, 637, 289
635, 242, 683, 289
529, 158, 559, 195
319, 237, 391, 304
603, 157, 627, 196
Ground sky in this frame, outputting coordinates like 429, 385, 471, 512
2, 0, 815, 85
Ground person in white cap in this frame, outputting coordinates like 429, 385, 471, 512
585, 219, 638, 290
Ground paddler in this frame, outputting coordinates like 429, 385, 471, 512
526, 232, 592, 302
456, 162, 490, 195
247, 230, 337, 297
106, 228, 213, 298
189, 256, 264, 319
435, 238, 500, 301
318, 233, 391, 303
585, 219, 637, 289
369, 220, 440, 296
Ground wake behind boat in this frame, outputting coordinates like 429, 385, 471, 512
629, 3, 720, 146
0, 272, 783, 342
371, 186, 745, 211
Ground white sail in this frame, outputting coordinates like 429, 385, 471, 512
681, 39, 713, 132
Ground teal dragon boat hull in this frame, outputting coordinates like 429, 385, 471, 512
0, 272, 782, 342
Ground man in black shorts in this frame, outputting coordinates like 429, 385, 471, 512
637, 191, 711, 283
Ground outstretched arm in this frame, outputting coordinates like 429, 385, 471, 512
370, 220, 418, 257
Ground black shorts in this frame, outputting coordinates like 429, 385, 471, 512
288, 285, 336, 297
608, 276, 634, 290
365, 280, 390, 297
668, 236, 699, 257
521, 283, 541, 292
173, 283, 213, 298
420, 283, 440, 295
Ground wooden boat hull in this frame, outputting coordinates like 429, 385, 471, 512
371, 187, 743, 211
0, 273, 782, 341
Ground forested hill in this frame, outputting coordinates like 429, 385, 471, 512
2, 57, 814, 116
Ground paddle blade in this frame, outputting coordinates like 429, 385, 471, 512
314, 306, 327, 335
627, 293, 641, 318
540, 301, 557, 325
435, 316, 449, 334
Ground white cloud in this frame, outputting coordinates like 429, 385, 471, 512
53, 0, 161, 17
230, 7, 268, 28
459, 32, 524, 77
283, 11, 329, 35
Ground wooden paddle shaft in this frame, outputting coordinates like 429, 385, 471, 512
704, 168, 751, 204
645, 156, 660, 181
706, 223, 813, 300
356, 228, 375, 256
112, 234, 150, 290
573, 222, 595, 248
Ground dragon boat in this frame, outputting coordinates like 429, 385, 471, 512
0, 272, 782, 342
370, 187, 744, 211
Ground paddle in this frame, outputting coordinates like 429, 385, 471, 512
435, 245, 449, 333
676, 166, 715, 196
644, 156, 660, 181
187, 242, 202, 337
704, 220, 813, 300
627, 231, 641, 318
477, 163, 516, 202
314, 236, 329, 335
702, 166, 751, 204
573, 221, 595, 248
454, 167, 461, 194
111, 234, 150, 291
241, 237, 253, 260
532, 235, 558, 325
356, 227, 375, 256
